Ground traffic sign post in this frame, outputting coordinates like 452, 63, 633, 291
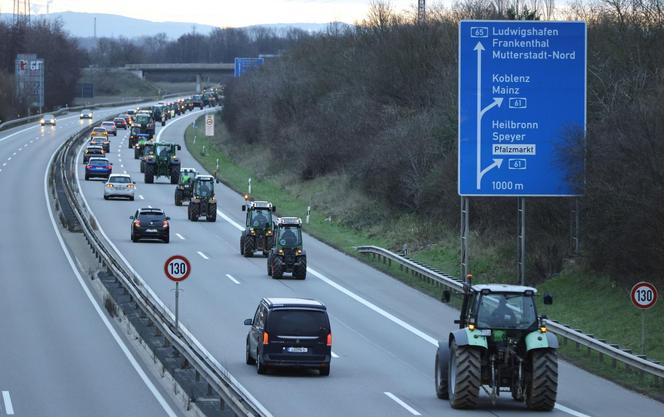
205, 114, 214, 137
458, 21, 586, 197
164, 255, 192, 332
630, 281, 658, 354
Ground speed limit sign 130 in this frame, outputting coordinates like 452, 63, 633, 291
164, 255, 192, 282
630, 281, 657, 310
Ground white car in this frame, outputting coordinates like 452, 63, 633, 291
104, 174, 136, 200
101, 121, 117, 136
80, 109, 93, 119
40, 114, 56, 126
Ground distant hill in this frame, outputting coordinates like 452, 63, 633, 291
0, 12, 337, 39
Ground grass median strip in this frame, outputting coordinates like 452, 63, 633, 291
184, 114, 664, 401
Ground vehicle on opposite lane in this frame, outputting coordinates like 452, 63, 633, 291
104, 174, 136, 200
130, 207, 170, 243
244, 297, 332, 376
40, 113, 56, 126
83, 145, 105, 163
85, 157, 113, 180
80, 109, 94, 119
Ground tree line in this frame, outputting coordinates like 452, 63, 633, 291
222, 0, 664, 283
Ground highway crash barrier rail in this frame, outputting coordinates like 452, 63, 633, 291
52, 120, 267, 417
355, 245, 664, 384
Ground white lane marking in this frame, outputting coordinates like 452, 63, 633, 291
7, 157, 11, 161
176, 233, 185, 240
0, 113, 82, 144
197, 251, 209, 260
147, 205, 152, 208
331, 351, 340, 358
384, 392, 420, 416
225, 274, 240, 285
139, 195, 144, 200
120, 164, 124, 168
123, 170, 128, 174
12, 152, 16, 156
308, 267, 438, 345
46, 140, 179, 417
2, 163, 6, 167
2, 391, 14, 415
555, 404, 592, 417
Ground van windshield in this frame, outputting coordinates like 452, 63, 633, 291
268, 310, 328, 336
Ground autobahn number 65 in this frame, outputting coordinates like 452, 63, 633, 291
164, 255, 191, 283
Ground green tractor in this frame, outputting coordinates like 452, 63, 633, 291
187, 175, 217, 222
128, 127, 149, 149
240, 201, 276, 257
133, 137, 152, 159
133, 112, 155, 138
139, 143, 156, 173
267, 217, 307, 279
435, 277, 558, 410
174, 168, 198, 206
144, 143, 181, 184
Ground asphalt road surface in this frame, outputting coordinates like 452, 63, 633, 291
0, 108, 182, 417
75, 111, 664, 417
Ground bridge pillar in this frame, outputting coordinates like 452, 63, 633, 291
196, 74, 201, 93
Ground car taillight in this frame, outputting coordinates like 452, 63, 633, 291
106, 165, 112, 170
162, 220, 169, 228
86, 165, 92, 170
133, 220, 141, 227
263, 331, 269, 345
326, 333, 332, 347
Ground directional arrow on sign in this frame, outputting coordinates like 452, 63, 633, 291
474, 41, 504, 190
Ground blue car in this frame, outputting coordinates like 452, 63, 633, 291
85, 157, 112, 180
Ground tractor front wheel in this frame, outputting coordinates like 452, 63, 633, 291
448, 341, 480, 409
207, 203, 217, 222
243, 237, 255, 258
526, 349, 558, 411
170, 165, 180, 184
435, 352, 449, 399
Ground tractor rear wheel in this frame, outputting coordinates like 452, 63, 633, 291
134, 147, 140, 159
140, 160, 145, 173
294, 261, 307, 280
188, 204, 198, 221
272, 257, 284, 279
175, 189, 183, 206
448, 341, 481, 409
267, 256, 272, 276
145, 164, 154, 183
243, 237, 255, 258
240, 235, 245, 256
170, 166, 180, 184
207, 203, 217, 222
526, 349, 558, 411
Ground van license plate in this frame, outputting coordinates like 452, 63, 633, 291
287, 347, 308, 353
146, 229, 158, 233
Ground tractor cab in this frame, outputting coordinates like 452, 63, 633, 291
240, 201, 277, 257
267, 217, 307, 279
174, 168, 198, 206
187, 175, 217, 222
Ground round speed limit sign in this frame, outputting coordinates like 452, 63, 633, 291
630, 281, 657, 310
164, 255, 191, 282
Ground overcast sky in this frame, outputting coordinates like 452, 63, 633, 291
1, 0, 424, 27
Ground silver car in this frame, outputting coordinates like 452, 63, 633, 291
104, 174, 136, 200
80, 109, 93, 119
101, 121, 117, 136
40, 114, 56, 126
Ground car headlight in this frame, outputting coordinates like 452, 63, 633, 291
250, 228, 256, 235
266, 230, 273, 236
296, 248, 302, 256
105, 184, 113, 188
278, 249, 284, 256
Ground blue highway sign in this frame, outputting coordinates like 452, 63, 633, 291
458, 21, 586, 196
234, 57, 265, 77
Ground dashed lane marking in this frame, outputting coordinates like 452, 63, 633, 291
225, 274, 240, 284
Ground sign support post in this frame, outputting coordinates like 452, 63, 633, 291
630, 281, 658, 354
517, 197, 526, 285
164, 255, 192, 334
460, 197, 470, 280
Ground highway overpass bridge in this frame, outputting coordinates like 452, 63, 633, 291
123, 63, 235, 92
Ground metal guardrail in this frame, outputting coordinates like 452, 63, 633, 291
356, 245, 664, 381
53, 121, 267, 416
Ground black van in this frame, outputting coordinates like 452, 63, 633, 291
244, 298, 332, 376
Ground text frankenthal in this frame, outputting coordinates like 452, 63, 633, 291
491, 27, 576, 60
